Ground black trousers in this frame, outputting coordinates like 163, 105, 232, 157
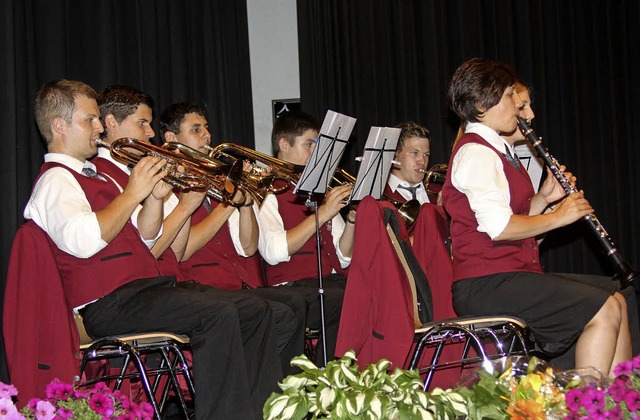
266, 274, 346, 367
81, 276, 280, 420
248, 286, 308, 375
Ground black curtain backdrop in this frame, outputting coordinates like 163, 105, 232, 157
298, 0, 640, 278
0, 0, 253, 383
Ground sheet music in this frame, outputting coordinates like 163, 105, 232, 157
514, 141, 544, 192
294, 110, 357, 195
350, 127, 401, 201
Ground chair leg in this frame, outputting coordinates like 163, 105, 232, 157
126, 346, 163, 420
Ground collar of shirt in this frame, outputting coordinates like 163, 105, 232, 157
388, 173, 422, 193
97, 147, 131, 174
44, 153, 88, 175
465, 122, 516, 157
387, 173, 429, 203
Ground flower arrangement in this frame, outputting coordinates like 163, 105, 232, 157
0, 379, 153, 420
263, 349, 467, 420
565, 353, 640, 419
458, 356, 573, 419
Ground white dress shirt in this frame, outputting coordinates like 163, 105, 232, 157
387, 173, 430, 204
449, 122, 516, 240
24, 153, 108, 258
256, 192, 351, 268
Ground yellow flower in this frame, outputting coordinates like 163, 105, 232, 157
507, 398, 545, 420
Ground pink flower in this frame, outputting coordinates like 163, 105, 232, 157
0, 384, 18, 400
135, 402, 154, 419
581, 388, 606, 416
92, 382, 110, 394
0, 398, 22, 419
625, 389, 640, 412
614, 360, 634, 376
608, 377, 631, 403
565, 388, 585, 412
34, 400, 55, 420
55, 407, 73, 419
606, 405, 624, 419
89, 393, 114, 417
44, 379, 72, 401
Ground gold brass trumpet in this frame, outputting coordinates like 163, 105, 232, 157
97, 138, 246, 206
162, 142, 274, 205
421, 163, 447, 196
203, 143, 307, 200
330, 167, 421, 229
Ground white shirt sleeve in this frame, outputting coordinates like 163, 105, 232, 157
24, 167, 108, 258
256, 194, 290, 265
227, 203, 259, 258
450, 143, 513, 239
331, 213, 351, 268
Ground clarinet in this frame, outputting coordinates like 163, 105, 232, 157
516, 116, 639, 287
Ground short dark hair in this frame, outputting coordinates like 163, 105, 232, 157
271, 111, 320, 154
394, 121, 430, 152
159, 102, 208, 136
97, 85, 155, 127
34, 79, 97, 145
447, 58, 518, 124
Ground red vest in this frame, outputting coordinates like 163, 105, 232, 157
37, 162, 161, 307
264, 185, 345, 285
442, 134, 542, 281
179, 200, 266, 289
92, 156, 185, 280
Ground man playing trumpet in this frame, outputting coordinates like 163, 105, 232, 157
256, 110, 356, 364
159, 102, 304, 375
24, 79, 266, 418
94, 86, 288, 416
384, 121, 436, 206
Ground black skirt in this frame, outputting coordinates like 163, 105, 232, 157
452, 272, 614, 355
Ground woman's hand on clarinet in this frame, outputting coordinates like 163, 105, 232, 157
551, 190, 593, 226
538, 166, 576, 204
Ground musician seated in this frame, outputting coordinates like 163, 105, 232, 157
159, 102, 304, 375
93, 86, 287, 414
384, 121, 437, 205
502, 81, 640, 367
443, 57, 631, 378
25, 79, 273, 418
256, 110, 356, 364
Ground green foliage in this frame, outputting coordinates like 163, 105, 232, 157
457, 369, 510, 420
263, 350, 467, 420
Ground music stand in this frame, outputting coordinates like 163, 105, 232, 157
349, 126, 401, 202
294, 110, 356, 367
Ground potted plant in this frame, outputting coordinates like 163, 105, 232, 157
263, 349, 467, 419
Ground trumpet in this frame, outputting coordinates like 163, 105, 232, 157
97, 138, 246, 206
330, 167, 421, 229
420, 163, 448, 197
421, 163, 447, 185
203, 143, 306, 200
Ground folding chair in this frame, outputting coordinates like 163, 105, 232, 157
74, 314, 195, 419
